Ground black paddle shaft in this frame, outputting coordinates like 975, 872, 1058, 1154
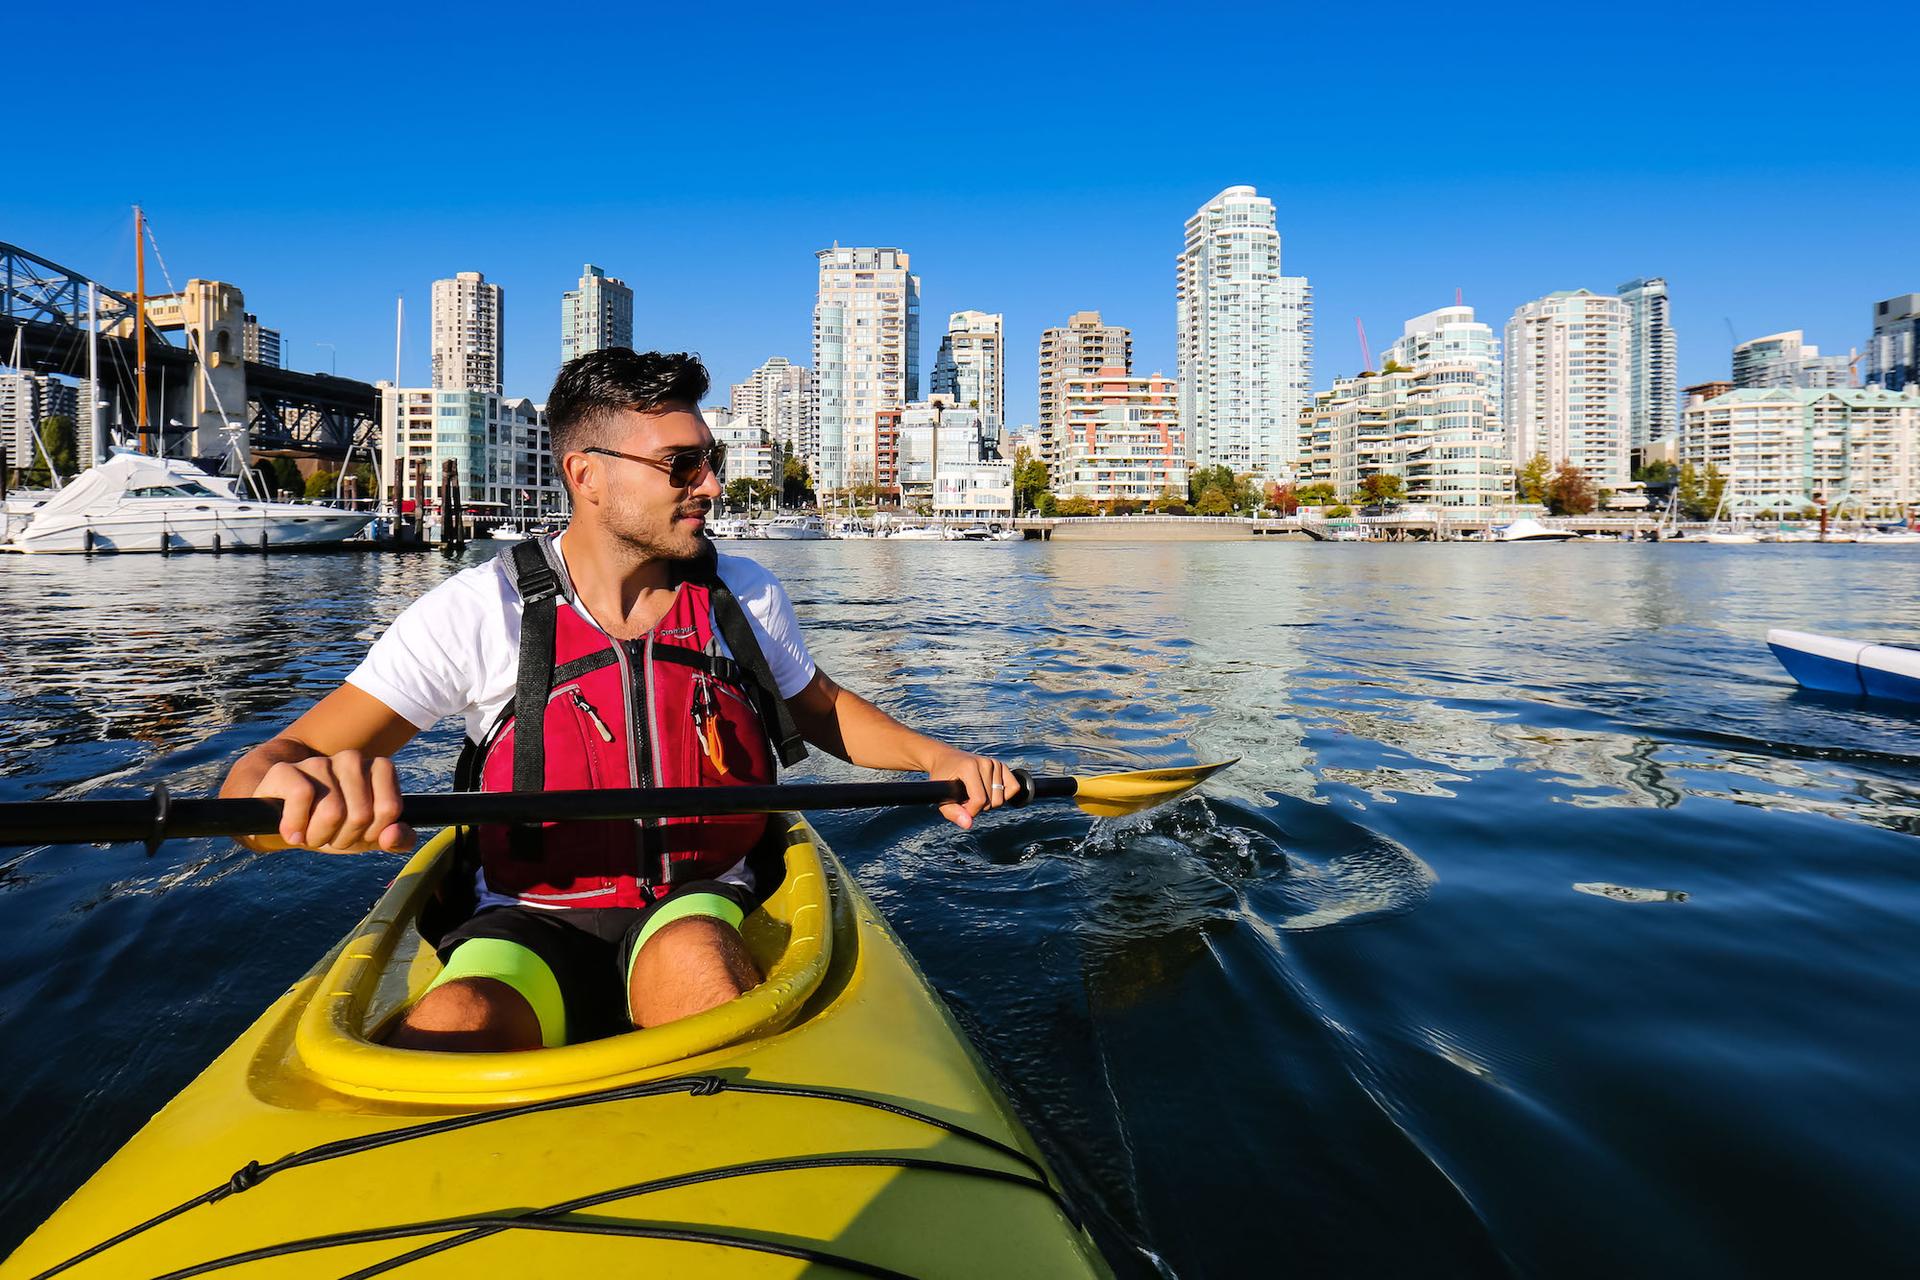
0, 772, 1080, 852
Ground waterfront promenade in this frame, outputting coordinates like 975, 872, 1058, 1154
1015, 512, 1711, 540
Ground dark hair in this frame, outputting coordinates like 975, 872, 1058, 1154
546, 349, 710, 479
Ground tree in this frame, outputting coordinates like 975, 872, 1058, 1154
305, 468, 340, 500
1194, 489, 1233, 516
1358, 472, 1406, 505
1187, 464, 1235, 507
257, 455, 303, 500
18, 415, 77, 487
1517, 453, 1550, 504
1634, 458, 1675, 484
1675, 462, 1728, 521
1149, 490, 1191, 515
1012, 448, 1051, 514
1054, 495, 1096, 516
1295, 481, 1337, 506
1701, 464, 1728, 521
781, 456, 814, 508
1545, 463, 1596, 515
725, 477, 776, 510
1109, 499, 1143, 516
348, 462, 379, 503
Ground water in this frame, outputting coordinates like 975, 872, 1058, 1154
3, 540, 1918, 1275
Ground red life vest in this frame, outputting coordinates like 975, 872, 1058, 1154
453, 538, 807, 910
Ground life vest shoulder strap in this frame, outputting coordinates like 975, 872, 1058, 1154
675, 544, 809, 769
504, 539, 563, 858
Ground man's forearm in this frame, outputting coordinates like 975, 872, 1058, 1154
789, 675, 952, 773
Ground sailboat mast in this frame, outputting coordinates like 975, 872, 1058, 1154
87, 282, 103, 463
134, 205, 149, 453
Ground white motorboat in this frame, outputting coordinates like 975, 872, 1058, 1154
486, 525, 530, 542
1, 491, 54, 542
705, 516, 752, 539
1, 451, 375, 554
761, 514, 830, 540
883, 525, 944, 541
1700, 531, 1761, 545
1490, 518, 1577, 543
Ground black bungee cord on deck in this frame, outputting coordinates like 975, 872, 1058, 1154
150, 1154, 1056, 1280
30, 1074, 1080, 1280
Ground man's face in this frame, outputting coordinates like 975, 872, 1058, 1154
578, 406, 722, 560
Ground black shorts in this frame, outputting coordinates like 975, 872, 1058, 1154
432, 879, 760, 1045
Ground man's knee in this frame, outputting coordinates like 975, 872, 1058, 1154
389, 977, 542, 1052
628, 916, 759, 1028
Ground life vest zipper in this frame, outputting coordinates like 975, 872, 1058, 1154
643, 632, 669, 883
568, 689, 615, 742
610, 635, 651, 879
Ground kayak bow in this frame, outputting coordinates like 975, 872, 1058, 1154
3, 821, 1110, 1279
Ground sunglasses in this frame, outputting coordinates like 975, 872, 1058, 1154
583, 443, 727, 487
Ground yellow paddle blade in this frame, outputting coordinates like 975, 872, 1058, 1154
1070, 760, 1239, 818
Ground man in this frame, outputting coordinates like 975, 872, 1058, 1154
221, 350, 1020, 1052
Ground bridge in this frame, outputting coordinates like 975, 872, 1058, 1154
1, 241, 378, 461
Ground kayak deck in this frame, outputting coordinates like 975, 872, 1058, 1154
5, 821, 1107, 1279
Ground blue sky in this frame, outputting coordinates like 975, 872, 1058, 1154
7, 1, 1911, 427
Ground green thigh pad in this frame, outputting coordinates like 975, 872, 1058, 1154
426, 937, 567, 1049
626, 892, 748, 988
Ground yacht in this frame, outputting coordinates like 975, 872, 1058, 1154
2, 450, 375, 554
761, 514, 830, 540
1490, 518, 1577, 543
705, 516, 752, 539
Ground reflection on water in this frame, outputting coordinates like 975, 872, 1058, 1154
5, 540, 1920, 1275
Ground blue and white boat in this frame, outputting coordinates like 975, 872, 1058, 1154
1767, 629, 1920, 705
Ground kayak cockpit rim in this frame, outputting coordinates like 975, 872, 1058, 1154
288, 818, 834, 1104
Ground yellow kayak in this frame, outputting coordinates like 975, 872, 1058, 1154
4, 821, 1109, 1279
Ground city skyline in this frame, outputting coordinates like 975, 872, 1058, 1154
8, 3, 1905, 434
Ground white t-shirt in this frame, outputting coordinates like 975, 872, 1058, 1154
347, 532, 817, 741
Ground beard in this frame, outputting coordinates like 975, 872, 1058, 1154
602, 489, 712, 561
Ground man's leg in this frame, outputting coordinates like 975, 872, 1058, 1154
388, 936, 566, 1052
626, 892, 761, 1029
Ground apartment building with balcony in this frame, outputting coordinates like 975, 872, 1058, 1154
1678, 386, 1920, 514
1298, 365, 1510, 510
1058, 368, 1187, 503
1037, 310, 1131, 474
1503, 290, 1631, 488
380, 385, 561, 515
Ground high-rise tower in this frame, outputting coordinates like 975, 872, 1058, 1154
1617, 278, 1678, 448
431, 271, 504, 394
1175, 186, 1312, 480
811, 246, 920, 492
561, 264, 634, 364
